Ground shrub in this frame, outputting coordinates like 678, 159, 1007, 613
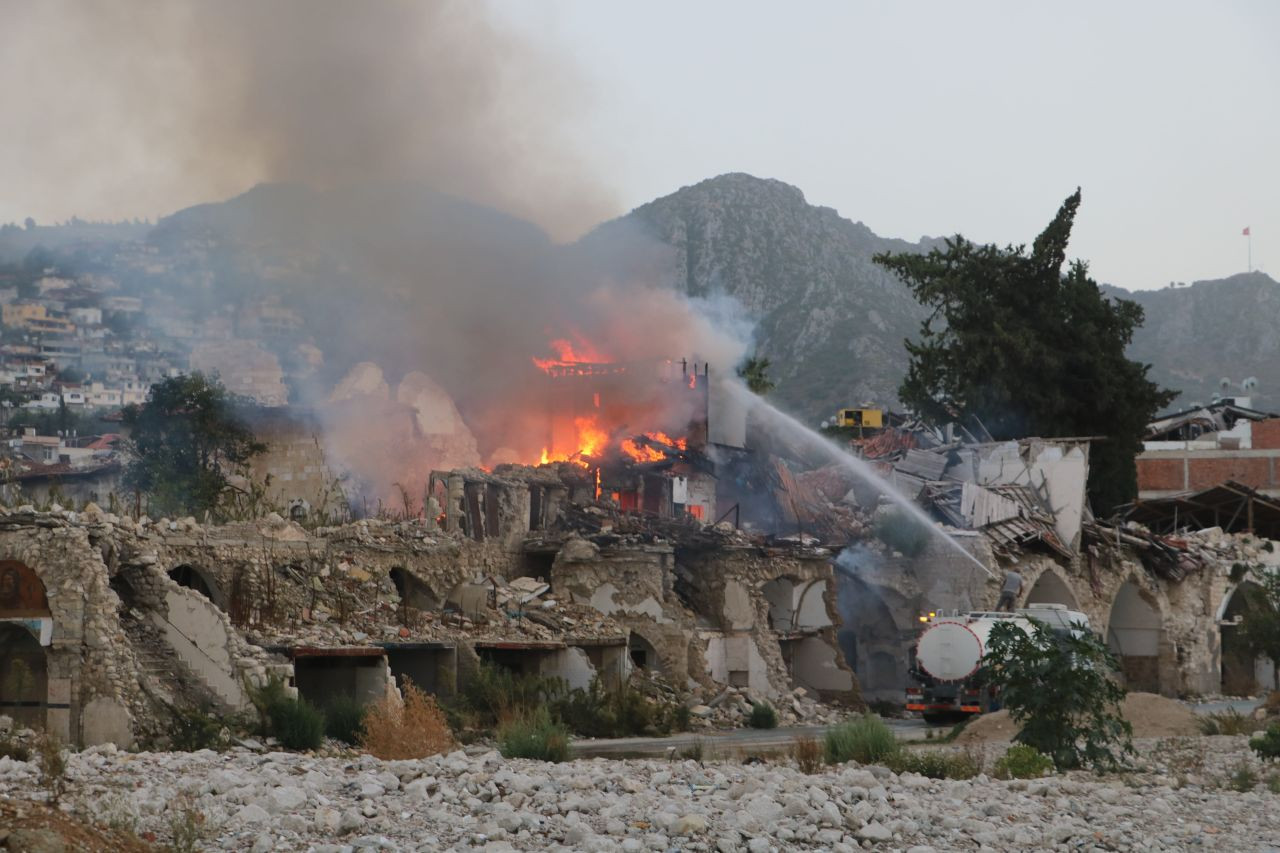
497, 707, 569, 762
1267, 772, 1280, 794
992, 744, 1054, 779
748, 702, 778, 730
552, 679, 665, 738
271, 698, 325, 751
35, 732, 68, 805
678, 739, 705, 762
359, 683, 454, 760
983, 620, 1133, 771
874, 508, 930, 557
324, 696, 368, 745
167, 794, 208, 853
1197, 708, 1262, 736
672, 704, 692, 732
824, 714, 900, 765
462, 662, 563, 726
886, 748, 982, 780
1249, 723, 1280, 760
792, 736, 822, 774
168, 704, 225, 751
1229, 760, 1258, 792
246, 676, 292, 736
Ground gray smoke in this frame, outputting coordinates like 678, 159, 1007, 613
0, 0, 613, 238
0, 1, 753, 506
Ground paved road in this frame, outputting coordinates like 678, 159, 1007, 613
571, 718, 938, 760
570, 698, 1268, 759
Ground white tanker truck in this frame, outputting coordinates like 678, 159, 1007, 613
905, 603, 1092, 724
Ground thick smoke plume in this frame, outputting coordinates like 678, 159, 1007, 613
0, 0, 612, 238
1, 1, 752, 507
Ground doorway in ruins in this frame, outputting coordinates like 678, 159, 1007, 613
0, 560, 52, 729
1106, 581, 1163, 693
0, 623, 47, 729
1220, 582, 1276, 695
1023, 570, 1080, 610
169, 564, 226, 610
836, 576, 904, 703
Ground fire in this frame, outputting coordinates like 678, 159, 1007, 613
532, 335, 611, 370
621, 431, 688, 463
538, 414, 610, 467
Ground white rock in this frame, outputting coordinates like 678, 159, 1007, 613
236, 803, 271, 825
856, 820, 892, 842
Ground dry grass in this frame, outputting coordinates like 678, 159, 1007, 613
358, 683, 454, 760
792, 735, 822, 774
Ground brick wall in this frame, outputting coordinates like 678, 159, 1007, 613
1253, 418, 1280, 450
1188, 456, 1273, 490
1137, 458, 1185, 492
1138, 451, 1279, 494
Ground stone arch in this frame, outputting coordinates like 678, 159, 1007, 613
389, 567, 441, 611
1219, 581, 1276, 694
1023, 569, 1080, 610
0, 622, 48, 729
1107, 580, 1164, 693
0, 560, 51, 617
168, 564, 226, 611
627, 630, 660, 671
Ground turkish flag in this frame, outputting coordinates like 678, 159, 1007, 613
1243, 226, 1251, 236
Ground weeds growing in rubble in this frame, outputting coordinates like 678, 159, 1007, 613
678, 739, 706, 762
824, 714, 898, 765
461, 662, 563, 726
1197, 708, 1264, 736
1228, 760, 1259, 792
552, 678, 676, 738
166, 795, 208, 853
792, 735, 822, 773
323, 696, 368, 745
360, 683, 454, 760
885, 747, 983, 780
35, 731, 68, 805
1250, 722, 1280, 761
498, 707, 570, 762
247, 677, 324, 751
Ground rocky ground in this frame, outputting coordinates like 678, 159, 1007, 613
2, 734, 1279, 851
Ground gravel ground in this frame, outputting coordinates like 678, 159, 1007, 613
2, 736, 1280, 852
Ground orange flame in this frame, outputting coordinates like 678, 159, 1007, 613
621, 431, 688, 463
539, 415, 610, 467
532, 335, 612, 370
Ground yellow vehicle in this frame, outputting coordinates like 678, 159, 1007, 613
834, 408, 883, 429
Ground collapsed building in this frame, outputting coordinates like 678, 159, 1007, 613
7, 346, 1280, 748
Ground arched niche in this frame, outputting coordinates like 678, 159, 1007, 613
1107, 581, 1163, 693
1023, 569, 1080, 611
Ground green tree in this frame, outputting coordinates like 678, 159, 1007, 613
1235, 568, 1280, 688
123, 374, 265, 518
873, 190, 1176, 513
983, 619, 1133, 770
737, 355, 776, 395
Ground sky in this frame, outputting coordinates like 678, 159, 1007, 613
1, 1, 1276, 291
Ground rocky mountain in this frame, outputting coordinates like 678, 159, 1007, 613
583, 173, 939, 422
1106, 272, 1280, 413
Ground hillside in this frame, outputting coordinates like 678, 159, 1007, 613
1107, 271, 1280, 412
582, 173, 939, 421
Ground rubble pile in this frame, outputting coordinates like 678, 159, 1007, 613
1, 734, 1277, 852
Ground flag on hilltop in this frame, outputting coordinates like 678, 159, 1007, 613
1243, 226, 1251, 236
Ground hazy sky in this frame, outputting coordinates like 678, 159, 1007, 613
492, 0, 1278, 291
2, 1, 1275, 291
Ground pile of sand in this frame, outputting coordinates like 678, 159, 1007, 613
956, 692, 1199, 744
